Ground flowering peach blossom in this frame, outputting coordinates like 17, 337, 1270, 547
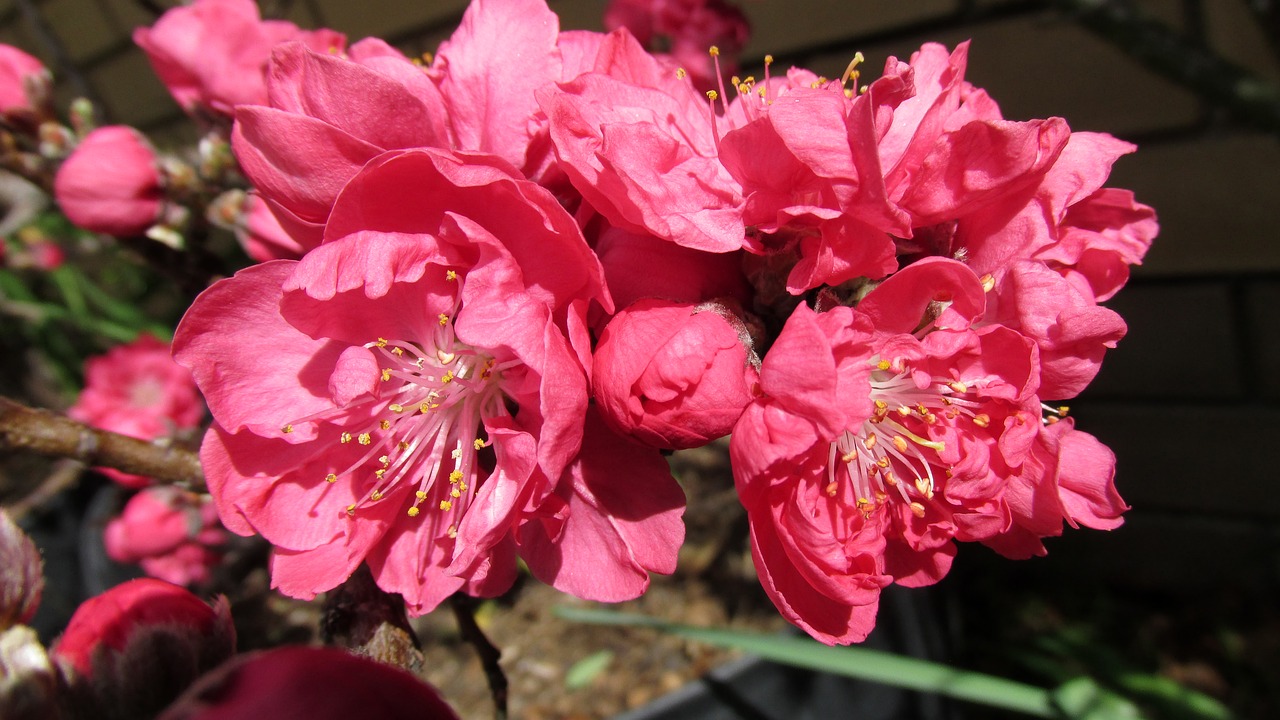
68, 334, 204, 488
603, 0, 750, 93
54, 126, 164, 237
232, 38, 449, 246
731, 258, 1125, 644
176, 148, 683, 613
134, 0, 344, 117
104, 487, 225, 586
593, 298, 757, 449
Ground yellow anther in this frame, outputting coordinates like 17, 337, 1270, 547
451, 488, 461, 498
450, 448, 462, 460
374, 469, 385, 479
389, 403, 405, 413
381, 369, 392, 382
980, 274, 996, 292
371, 490, 383, 500
1058, 406, 1070, 416
707, 90, 719, 101
458, 482, 467, 492
840, 449, 858, 463
420, 402, 433, 413
915, 478, 933, 498
439, 500, 453, 511
438, 313, 449, 326
824, 482, 838, 497
877, 359, 892, 371
379, 455, 389, 465
357, 432, 372, 445
764, 54, 774, 65
909, 502, 927, 518
376, 338, 388, 347
340, 432, 353, 444
449, 470, 464, 484
391, 347, 404, 356
346, 504, 356, 516
944, 467, 954, 478
379, 419, 391, 430
398, 441, 410, 450
1047, 416, 1060, 424
421, 51, 433, 64
676, 68, 687, 79
415, 490, 427, 500
877, 456, 891, 469
731, 75, 741, 85
884, 471, 899, 486
325, 473, 338, 483
446, 269, 458, 281
863, 434, 878, 450
281, 424, 293, 434
893, 436, 909, 453
447, 524, 458, 538
441, 371, 455, 384
709, 46, 720, 56
924, 412, 938, 424
973, 414, 991, 428
897, 406, 912, 417
407, 507, 420, 517
473, 439, 485, 450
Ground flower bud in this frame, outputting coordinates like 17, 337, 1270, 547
593, 298, 759, 449
158, 646, 460, 720
104, 488, 225, 587
0, 45, 49, 116
54, 126, 163, 237
0, 512, 43, 631
52, 579, 235, 720
0, 626, 59, 720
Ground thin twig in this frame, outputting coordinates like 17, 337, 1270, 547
449, 594, 508, 720
0, 396, 204, 488
6, 458, 83, 522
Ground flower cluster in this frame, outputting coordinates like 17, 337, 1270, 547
31, 0, 1153, 645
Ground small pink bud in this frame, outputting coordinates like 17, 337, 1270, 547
54, 126, 163, 237
52, 579, 235, 720
104, 487, 225, 587
158, 646, 460, 720
0, 44, 49, 115
593, 298, 759, 449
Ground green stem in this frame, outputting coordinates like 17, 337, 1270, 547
554, 606, 1058, 719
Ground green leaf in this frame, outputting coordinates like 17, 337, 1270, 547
554, 606, 1059, 718
1051, 677, 1144, 720
565, 649, 614, 690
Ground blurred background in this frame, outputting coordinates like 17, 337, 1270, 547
0, 0, 1276, 717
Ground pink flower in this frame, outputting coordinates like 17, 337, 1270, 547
235, 192, 307, 262
730, 258, 1124, 644
538, 28, 746, 252
603, 0, 750, 93
0, 44, 48, 115
983, 418, 1127, 559
104, 487, 226, 586
68, 334, 204, 488
158, 646, 459, 720
232, 37, 449, 246
54, 126, 164, 237
593, 298, 758, 449
134, 0, 344, 117
51, 579, 235, 720
593, 224, 750, 315
175, 147, 683, 613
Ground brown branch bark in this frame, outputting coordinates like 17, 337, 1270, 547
0, 397, 204, 488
